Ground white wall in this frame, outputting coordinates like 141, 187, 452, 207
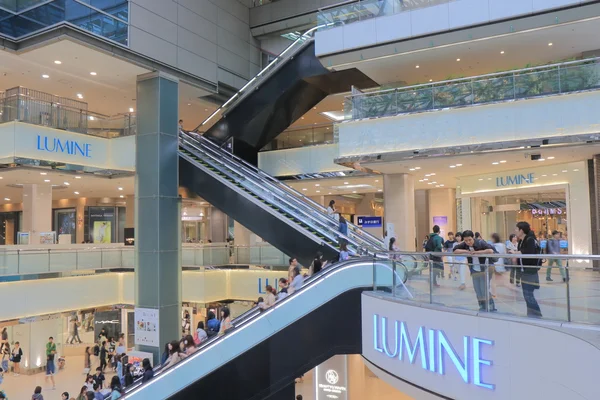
258, 144, 351, 176
362, 293, 600, 400
316, 0, 589, 56
337, 90, 600, 158
129, 0, 260, 89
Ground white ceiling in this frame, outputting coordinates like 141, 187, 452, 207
286, 143, 600, 195
0, 40, 218, 130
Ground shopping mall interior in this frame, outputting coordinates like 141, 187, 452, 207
1, 0, 600, 399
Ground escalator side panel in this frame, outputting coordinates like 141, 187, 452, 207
171, 288, 364, 400
179, 157, 338, 267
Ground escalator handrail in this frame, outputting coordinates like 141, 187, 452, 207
194, 134, 385, 249
181, 133, 383, 252
123, 257, 407, 397
179, 139, 369, 254
193, 27, 320, 132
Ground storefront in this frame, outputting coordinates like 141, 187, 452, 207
0, 211, 20, 245
457, 161, 591, 256
84, 206, 126, 244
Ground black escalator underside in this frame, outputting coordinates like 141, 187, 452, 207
179, 156, 339, 267
204, 41, 377, 149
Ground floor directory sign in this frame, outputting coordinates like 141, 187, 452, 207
134, 308, 159, 347
315, 355, 348, 400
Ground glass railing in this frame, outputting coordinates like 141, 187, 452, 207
0, 0, 129, 45
0, 86, 136, 138
261, 123, 335, 151
0, 244, 289, 276
317, 0, 455, 30
378, 251, 600, 325
188, 133, 386, 251
345, 58, 600, 121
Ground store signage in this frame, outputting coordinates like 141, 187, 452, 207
357, 216, 383, 228
372, 315, 495, 390
315, 355, 348, 400
258, 277, 285, 294
496, 173, 534, 187
531, 208, 563, 215
95, 320, 120, 324
36, 134, 91, 158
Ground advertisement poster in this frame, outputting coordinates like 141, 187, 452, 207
17, 232, 30, 245
39, 231, 56, 244
56, 209, 76, 243
93, 221, 112, 243
315, 355, 348, 400
134, 308, 159, 347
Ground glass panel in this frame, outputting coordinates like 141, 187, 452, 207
472, 76, 515, 104
560, 63, 600, 92
433, 81, 472, 108
514, 68, 560, 99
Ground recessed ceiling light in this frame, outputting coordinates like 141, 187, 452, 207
375, 180, 379, 183
315, 184, 320, 186
3, 198, 9, 201
75, 176, 81, 179
492, 162, 499, 165
54, 60, 62, 64
542, 174, 547, 177
423, 178, 428, 181
187, 103, 191, 106
500, 51, 505, 54
302, 188, 307, 191
344, 182, 349, 185
562, 170, 568, 173
377, 189, 383, 192
90, 72, 97, 76
415, 65, 420, 68
419, 180, 424, 182
414, 167, 421, 170
547, 156, 555, 160
425, 174, 431, 177
432, 181, 437, 184
487, 178, 492, 180
478, 178, 483, 181
409, 168, 415, 171
538, 158, 546, 162
456, 58, 461, 62
77, 93, 83, 99
74, 191, 79, 195
64, 182, 70, 186
449, 165, 456, 168
0, 177, 2, 179
455, 164, 462, 167
574, 169, 579, 172
301, 117, 305, 120
328, 192, 332, 195
40, 172, 47, 175
548, 42, 553, 46
316, 190, 321, 193
42, 74, 49, 79
120, 195, 125, 198
118, 187, 123, 191
440, 184, 445, 187
499, 160, 507, 163
352, 191, 357, 193
44, 179, 50, 182
552, 173, 558, 176
129, 108, 134, 113
427, 182, 433, 185
429, 79, 433, 82
436, 185, 440, 187
430, 173, 436, 176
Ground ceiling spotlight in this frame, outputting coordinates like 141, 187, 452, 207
377, 189, 383, 192
302, 188, 307, 191
456, 58, 461, 62
64, 182, 70, 186
562, 170, 568, 173
479, 178, 483, 181
492, 162, 499, 165
547, 156, 555, 160
316, 190, 321, 193
414, 167, 421, 170
499, 160, 507, 163
90, 72, 97, 76
120, 195, 125, 198
440, 184, 445, 187
548, 42, 553, 46
187, 103, 191, 106
74, 191, 79, 195
352, 191, 357, 193
429, 79, 433, 82
375, 180, 379, 183
500, 51, 505, 54
75, 176, 81, 179
430, 173, 436, 176
54, 60, 62, 64
538, 158, 546, 162
42, 74, 50, 79
415, 65, 420, 69
44, 179, 50, 182
3, 198, 9, 201
449, 165, 456, 168
328, 192, 332, 195
423, 178, 429, 181
315, 184, 320, 186
419, 180, 424, 182
552, 173, 558, 176
409, 168, 415, 171
574, 169, 579, 172
129, 108, 134, 113
0, 177, 2, 179
455, 164, 463, 167
344, 182, 349, 185
77, 93, 83, 99
118, 187, 123, 191
40, 172, 47, 175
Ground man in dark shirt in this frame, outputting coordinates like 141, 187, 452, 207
516, 221, 542, 318
453, 230, 496, 312
443, 232, 457, 280
93, 367, 105, 389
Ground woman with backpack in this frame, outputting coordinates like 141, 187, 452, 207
339, 242, 350, 262
194, 322, 207, 345
109, 375, 122, 399
206, 311, 220, 338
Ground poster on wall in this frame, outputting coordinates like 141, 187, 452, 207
134, 308, 159, 347
17, 231, 30, 244
39, 231, 56, 244
93, 221, 112, 243
315, 355, 348, 400
55, 209, 76, 243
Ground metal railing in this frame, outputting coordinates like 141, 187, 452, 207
0, 86, 136, 137
317, 0, 455, 30
0, 244, 290, 276
344, 57, 600, 121
375, 251, 600, 325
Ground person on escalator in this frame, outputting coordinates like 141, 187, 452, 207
338, 215, 348, 237
288, 257, 299, 282
327, 200, 339, 221
339, 241, 350, 261
288, 267, 304, 295
309, 252, 323, 276
277, 278, 289, 301
206, 311, 220, 338
264, 285, 277, 308
218, 307, 232, 336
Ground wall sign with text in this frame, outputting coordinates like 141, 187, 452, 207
357, 216, 383, 228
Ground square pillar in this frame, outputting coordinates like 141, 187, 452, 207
135, 72, 181, 363
383, 174, 416, 251
22, 183, 52, 244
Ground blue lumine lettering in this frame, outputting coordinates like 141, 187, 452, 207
373, 314, 495, 390
36, 135, 91, 158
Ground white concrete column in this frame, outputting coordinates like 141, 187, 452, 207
383, 174, 416, 251
22, 183, 52, 244
427, 188, 457, 238
234, 221, 252, 247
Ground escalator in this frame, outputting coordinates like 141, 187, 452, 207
123, 258, 410, 400
178, 132, 385, 266
197, 27, 376, 150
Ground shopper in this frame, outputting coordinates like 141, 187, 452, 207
61, 392, 69, 400
425, 225, 444, 287
277, 278, 289, 301
443, 232, 457, 280
288, 257, 299, 282
76, 386, 88, 400
389, 237, 399, 260
124, 364, 134, 388
453, 233, 467, 290
85, 375, 95, 392
115, 354, 124, 386
194, 321, 208, 345
339, 241, 350, 261
93, 367, 105, 389
326, 200, 336, 219
182, 335, 196, 356
516, 221, 543, 318
490, 233, 507, 297
141, 358, 153, 383
338, 215, 348, 237
99, 341, 108, 372
93, 384, 103, 400
116, 334, 126, 355
0, 328, 7, 345
218, 307, 232, 336
86, 392, 95, 400
264, 285, 277, 308
309, 252, 323, 276
32, 386, 44, 400
164, 340, 184, 369
109, 375, 122, 399
422, 235, 429, 251
506, 233, 521, 286
45, 337, 57, 390
206, 311, 220, 338
69, 317, 82, 344
453, 230, 497, 312
83, 346, 92, 375
288, 267, 304, 295
1, 342, 9, 373
12, 341, 22, 376
546, 230, 566, 282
